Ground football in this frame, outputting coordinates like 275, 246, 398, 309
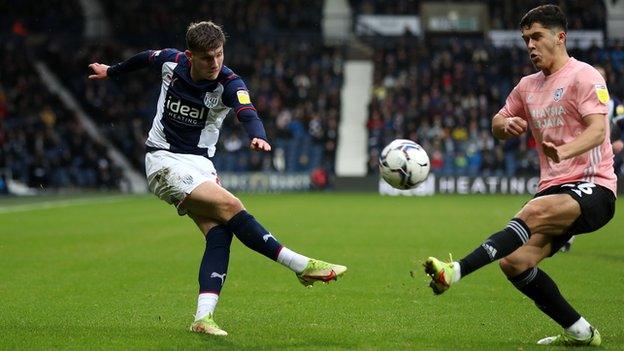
379, 139, 430, 189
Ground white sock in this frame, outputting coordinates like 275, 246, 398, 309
565, 317, 592, 339
452, 262, 462, 283
277, 247, 309, 273
195, 292, 219, 320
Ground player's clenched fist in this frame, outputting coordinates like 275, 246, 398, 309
503, 116, 528, 137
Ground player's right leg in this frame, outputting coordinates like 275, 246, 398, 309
183, 180, 347, 286
500, 234, 600, 346
145, 151, 232, 335
188, 215, 231, 336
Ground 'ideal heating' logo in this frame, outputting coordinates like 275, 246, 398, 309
164, 95, 208, 126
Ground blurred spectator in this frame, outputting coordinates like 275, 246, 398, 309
366, 35, 624, 177
41, 0, 341, 176
1, 35, 121, 190
4, 0, 622, 190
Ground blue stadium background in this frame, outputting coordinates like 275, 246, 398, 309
1, 0, 623, 194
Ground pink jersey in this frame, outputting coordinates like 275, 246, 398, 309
498, 57, 617, 195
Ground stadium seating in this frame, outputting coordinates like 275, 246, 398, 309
0, 36, 121, 190
41, 0, 340, 175
365, 34, 624, 176
3, 0, 622, 193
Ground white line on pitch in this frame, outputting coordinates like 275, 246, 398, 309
0, 195, 135, 214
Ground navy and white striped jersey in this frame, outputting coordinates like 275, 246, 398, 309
109, 48, 265, 157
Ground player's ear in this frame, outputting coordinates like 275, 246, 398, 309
557, 31, 566, 45
185, 50, 193, 60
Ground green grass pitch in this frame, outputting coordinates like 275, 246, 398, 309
1, 193, 623, 350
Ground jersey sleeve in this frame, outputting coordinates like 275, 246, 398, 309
222, 76, 254, 111
222, 76, 267, 140
107, 48, 183, 77
576, 68, 610, 117
497, 83, 526, 120
147, 48, 184, 70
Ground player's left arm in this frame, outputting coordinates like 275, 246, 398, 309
222, 77, 271, 152
542, 113, 606, 163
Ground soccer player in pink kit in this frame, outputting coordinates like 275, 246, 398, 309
421, 5, 616, 346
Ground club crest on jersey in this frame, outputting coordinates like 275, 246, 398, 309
553, 87, 564, 102
204, 91, 220, 108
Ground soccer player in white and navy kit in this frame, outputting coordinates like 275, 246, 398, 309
421, 5, 616, 346
88, 21, 346, 336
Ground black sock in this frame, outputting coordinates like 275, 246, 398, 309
225, 210, 282, 260
459, 218, 530, 277
198, 225, 233, 294
509, 267, 581, 328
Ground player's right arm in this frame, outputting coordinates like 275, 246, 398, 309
88, 49, 182, 80
492, 114, 528, 140
492, 83, 528, 140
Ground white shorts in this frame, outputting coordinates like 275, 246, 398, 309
145, 150, 219, 215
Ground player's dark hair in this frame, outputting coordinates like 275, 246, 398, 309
519, 4, 567, 32
186, 21, 226, 52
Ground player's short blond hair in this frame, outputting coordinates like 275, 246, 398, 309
186, 21, 226, 52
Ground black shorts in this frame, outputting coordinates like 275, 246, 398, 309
533, 181, 616, 255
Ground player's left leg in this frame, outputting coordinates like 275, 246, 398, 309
188, 215, 231, 336
183, 180, 346, 286
422, 193, 579, 294
222, 207, 347, 286
500, 234, 600, 346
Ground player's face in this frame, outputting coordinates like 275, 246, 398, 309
188, 45, 224, 81
521, 23, 565, 72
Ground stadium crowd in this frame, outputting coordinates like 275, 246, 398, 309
365, 35, 624, 177
359, 0, 622, 177
2, 0, 623, 192
1, 0, 122, 191
41, 0, 342, 178
0, 36, 121, 190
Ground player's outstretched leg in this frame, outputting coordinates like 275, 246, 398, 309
225, 210, 347, 286
190, 225, 232, 336
296, 259, 347, 287
537, 327, 601, 346
421, 218, 530, 294
421, 255, 459, 295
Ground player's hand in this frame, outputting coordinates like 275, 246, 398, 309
542, 141, 561, 163
503, 117, 528, 137
88, 63, 110, 79
250, 138, 271, 152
